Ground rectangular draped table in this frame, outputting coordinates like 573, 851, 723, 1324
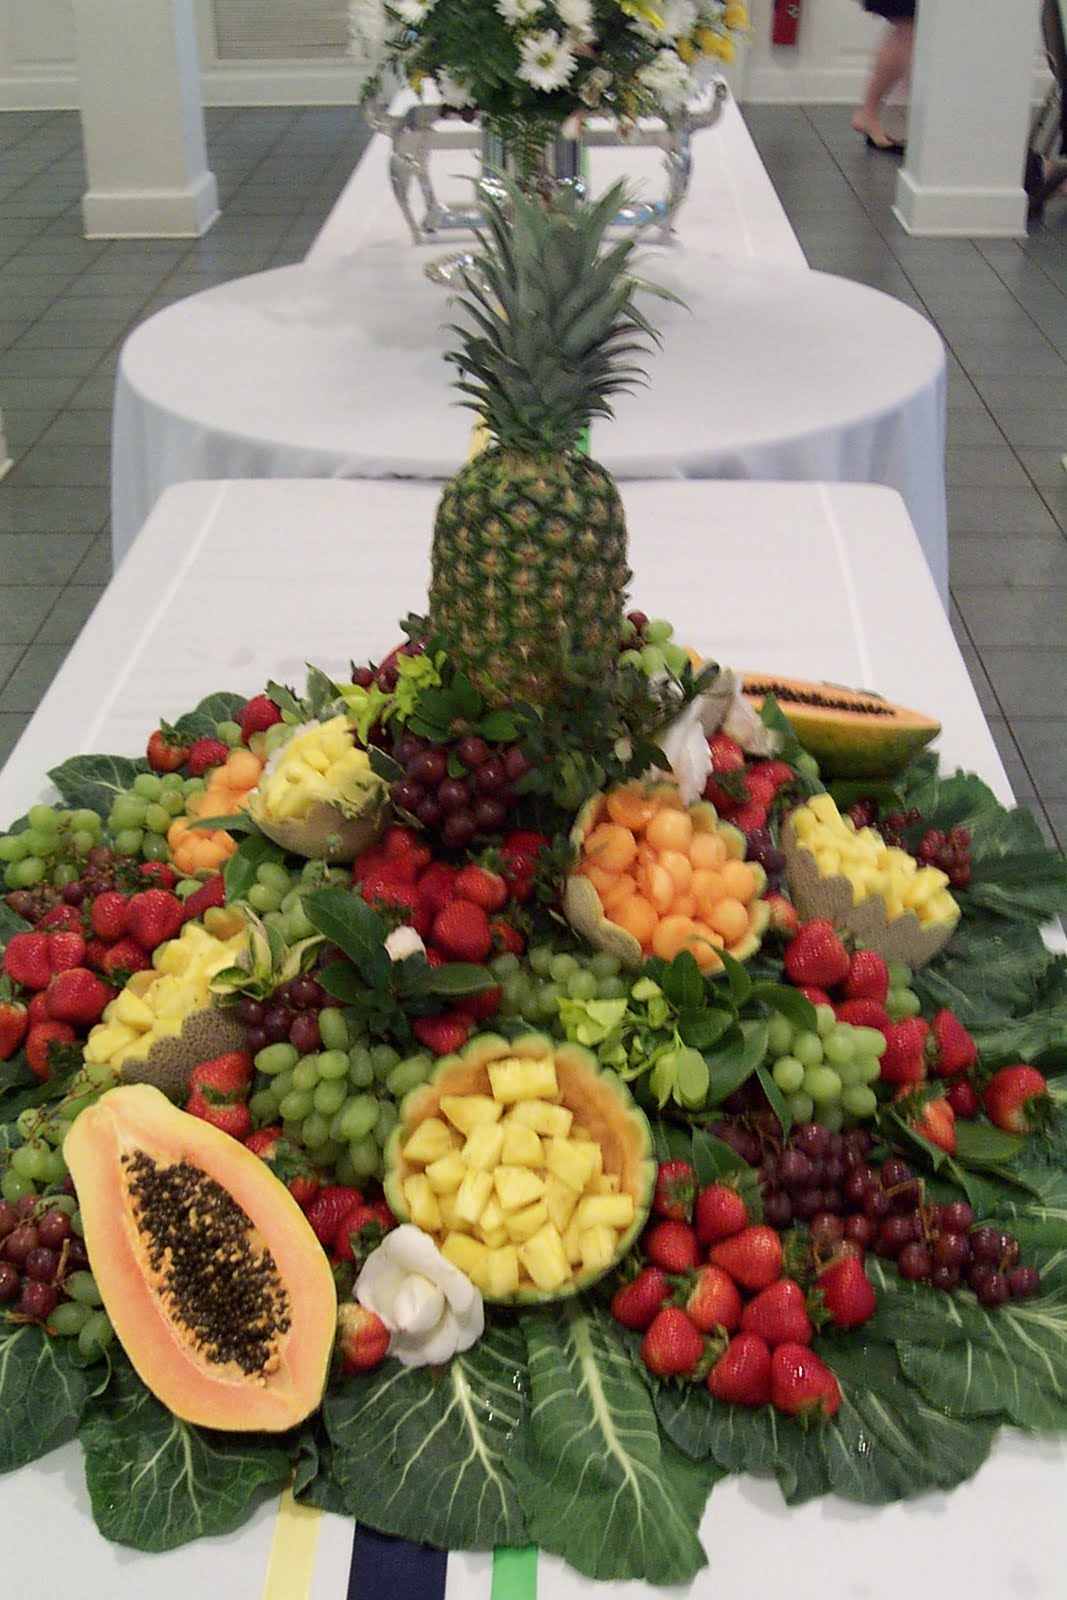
4, 477, 1055, 1600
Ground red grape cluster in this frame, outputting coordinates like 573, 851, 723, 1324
0, 1195, 87, 1320
388, 731, 533, 849
237, 975, 327, 1057
845, 801, 972, 890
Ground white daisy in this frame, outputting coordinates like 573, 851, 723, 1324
638, 48, 694, 108
436, 70, 475, 107
496, 0, 545, 24
660, 0, 699, 38
555, 0, 595, 43
517, 29, 578, 91
347, 0, 389, 57
392, 0, 432, 22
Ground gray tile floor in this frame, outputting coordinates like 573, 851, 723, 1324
1, 102, 1066, 851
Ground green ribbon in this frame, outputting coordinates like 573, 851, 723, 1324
491, 1546, 537, 1600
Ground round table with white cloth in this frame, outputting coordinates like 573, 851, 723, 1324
111, 250, 947, 598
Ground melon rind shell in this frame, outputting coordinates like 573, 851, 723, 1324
384, 1031, 656, 1305
247, 792, 387, 863
781, 819, 955, 968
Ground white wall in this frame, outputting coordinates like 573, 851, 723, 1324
0, 0, 1053, 109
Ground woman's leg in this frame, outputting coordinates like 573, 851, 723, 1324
851, 20, 915, 148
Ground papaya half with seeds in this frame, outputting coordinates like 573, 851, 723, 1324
564, 782, 769, 972
64, 1085, 336, 1432
741, 673, 939, 779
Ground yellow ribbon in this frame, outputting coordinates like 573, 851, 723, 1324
261, 1487, 323, 1600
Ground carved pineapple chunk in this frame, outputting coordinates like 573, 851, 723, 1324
425, 1151, 467, 1195
545, 1137, 600, 1192
456, 1168, 494, 1225
487, 1056, 559, 1104
580, 1225, 619, 1275
463, 1123, 505, 1172
508, 1099, 574, 1138
519, 1223, 570, 1292
403, 1173, 442, 1233
505, 1199, 550, 1243
576, 1193, 635, 1231
402, 1117, 457, 1166
442, 1233, 490, 1278
493, 1166, 546, 1212
480, 1246, 520, 1299
440, 1094, 503, 1135
500, 1121, 545, 1168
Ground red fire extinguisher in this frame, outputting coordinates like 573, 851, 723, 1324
772, 0, 802, 46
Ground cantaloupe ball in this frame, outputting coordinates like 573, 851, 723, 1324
583, 862, 622, 897
652, 914, 699, 960
225, 748, 263, 790
600, 874, 638, 915
670, 892, 697, 919
640, 860, 677, 914
689, 831, 728, 870
645, 808, 693, 853
614, 895, 658, 946
707, 896, 749, 945
719, 859, 758, 903
584, 823, 638, 873
684, 922, 725, 971
693, 870, 726, 919
606, 786, 654, 833
658, 850, 693, 894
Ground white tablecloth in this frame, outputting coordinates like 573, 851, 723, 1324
1, 477, 1058, 1598
111, 255, 947, 598
307, 89, 808, 270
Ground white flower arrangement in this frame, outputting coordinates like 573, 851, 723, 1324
355, 1224, 485, 1367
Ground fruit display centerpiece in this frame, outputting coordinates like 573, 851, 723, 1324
2, 180, 1067, 1591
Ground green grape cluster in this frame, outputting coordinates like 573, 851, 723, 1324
106, 771, 206, 864
2, 1073, 115, 1205
0, 803, 106, 891
259, 859, 350, 941
885, 959, 922, 1021
491, 947, 629, 1032
767, 1005, 887, 1131
248, 1007, 433, 1187
50, 1269, 114, 1358
617, 618, 692, 680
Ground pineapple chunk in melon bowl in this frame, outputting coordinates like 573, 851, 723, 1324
384, 1033, 656, 1304
565, 781, 771, 973
246, 714, 389, 862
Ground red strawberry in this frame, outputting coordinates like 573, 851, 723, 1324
707, 1331, 773, 1406
694, 1182, 749, 1247
100, 937, 152, 978
834, 997, 891, 1031
707, 732, 745, 772
46, 930, 87, 974
879, 1018, 930, 1085
336, 1302, 390, 1374
643, 1219, 700, 1273
740, 1278, 813, 1346
431, 900, 493, 963
456, 981, 502, 1022
929, 1008, 977, 1076
333, 1200, 396, 1265
146, 724, 190, 773
412, 1011, 471, 1056
764, 892, 799, 939
0, 988, 28, 1060
185, 1095, 251, 1139
816, 1256, 876, 1329
238, 694, 283, 742
415, 861, 459, 915
187, 1050, 253, 1099
911, 1096, 956, 1155
797, 985, 832, 1008
490, 919, 525, 957
4, 932, 54, 989
730, 800, 768, 834
139, 861, 178, 891
685, 1264, 743, 1334
38, 904, 83, 933
640, 1306, 705, 1378
983, 1065, 1050, 1134
27, 990, 50, 1024
360, 874, 427, 932
381, 824, 431, 864
501, 830, 550, 859
749, 759, 795, 792
652, 1159, 697, 1222
43, 967, 113, 1028
610, 1266, 671, 1332
708, 1225, 783, 1292
90, 891, 129, 942
453, 864, 509, 913
244, 1128, 321, 1208
304, 1185, 367, 1248
187, 736, 230, 776
770, 1342, 841, 1421
126, 888, 185, 952
946, 1077, 980, 1119
742, 771, 779, 807
244, 1125, 285, 1158
783, 920, 851, 990
842, 949, 889, 1004
181, 875, 226, 923
25, 1020, 77, 1081
351, 845, 388, 883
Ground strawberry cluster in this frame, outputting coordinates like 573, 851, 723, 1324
145, 694, 283, 774
183, 1050, 254, 1140
1, 876, 193, 1080
353, 825, 547, 1056
701, 734, 795, 836
611, 1162, 876, 1422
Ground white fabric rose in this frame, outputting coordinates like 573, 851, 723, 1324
355, 1225, 484, 1367
384, 925, 427, 961
655, 695, 712, 804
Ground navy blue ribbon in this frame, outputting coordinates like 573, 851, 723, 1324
347, 1525, 448, 1600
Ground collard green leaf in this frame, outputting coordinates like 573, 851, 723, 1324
655, 1376, 816, 1502
0, 1321, 96, 1471
953, 1121, 1028, 1168
510, 1302, 716, 1585
321, 1322, 528, 1550
47, 752, 147, 815
991, 1165, 1067, 1252
913, 913, 1052, 1026
78, 1358, 290, 1551
171, 691, 245, 741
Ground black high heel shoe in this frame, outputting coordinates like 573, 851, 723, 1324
865, 133, 906, 155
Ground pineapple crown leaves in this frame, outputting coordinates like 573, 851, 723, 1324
445, 177, 675, 453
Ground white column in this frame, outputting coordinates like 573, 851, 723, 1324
894, 0, 1042, 237
73, 0, 219, 238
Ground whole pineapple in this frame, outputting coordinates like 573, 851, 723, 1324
429, 180, 661, 706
